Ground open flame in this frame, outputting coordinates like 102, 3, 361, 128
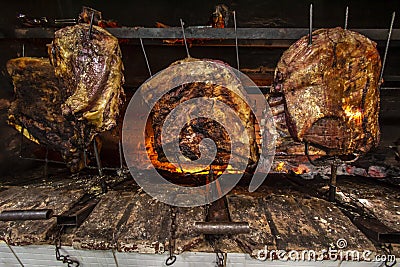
145, 131, 241, 174
276, 161, 285, 172
343, 105, 363, 125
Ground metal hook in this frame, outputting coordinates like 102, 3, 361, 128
379, 11, 396, 89
180, 19, 191, 58
139, 38, 153, 77
304, 141, 359, 166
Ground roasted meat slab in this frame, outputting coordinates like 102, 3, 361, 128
7, 57, 83, 171
49, 23, 124, 134
273, 27, 381, 155
7, 24, 124, 172
144, 58, 259, 173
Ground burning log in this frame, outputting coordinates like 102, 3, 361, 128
273, 27, 381, 156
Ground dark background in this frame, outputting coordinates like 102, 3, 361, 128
0, 0, 399, 94
0, 0, 399, 33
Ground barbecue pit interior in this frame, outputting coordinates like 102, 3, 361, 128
0, 1, 399, 266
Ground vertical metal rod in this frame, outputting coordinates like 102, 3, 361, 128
22, 44, 25, 57
308, 4, 313, 45
83, 149, 88, 168
43, 147, 49, 179
118, 140, 123, 169
139, 38, 153, 77
174, 155, 184, 174
328, 162, 338, 202
233, 11, 240, 71
88, 12, 94, 39
344, 6, 349, 30
206, 165, 213, 204
19, 126, 24, 158
180, 19, 191, 58
93, 138, 103, 177
379, 11, 396, 88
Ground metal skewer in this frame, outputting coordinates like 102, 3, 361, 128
344, 6, 349, 30
308, 3, 313, 45
180, 19, 191, 58
118, 140, 124, 169
93, 138, 103, 177
378, 11, 396, 89
44, 147, 49, 179
88, 12, 94, 39
139, 38, 153, 77
233, 11, 240, 71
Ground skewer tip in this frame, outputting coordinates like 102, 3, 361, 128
308, 3, 313, 45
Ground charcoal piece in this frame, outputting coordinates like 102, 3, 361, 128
273, 27, 381, 155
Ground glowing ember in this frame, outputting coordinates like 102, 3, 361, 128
343, 105, 363, 125
145, 132, 242, 174
276, 162, 285, 172
292, 164, 310, 175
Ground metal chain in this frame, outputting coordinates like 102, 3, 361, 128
54, 226, 80, 267
165, 206, 177, 266
215, 249, 226, 267
382, 243, 397, 267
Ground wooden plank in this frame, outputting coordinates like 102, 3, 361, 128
72, 190, 136, 250
116, 192, 169, 253
226, 193, 275, 255
117, 191, 206, 253
173, 206, 206, 254
261, 188, 377, 252
337, 178, 400, 232
0, 186, 84, 245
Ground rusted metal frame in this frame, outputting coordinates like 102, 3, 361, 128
194, 168, 250, 236
13, 27, 400, 41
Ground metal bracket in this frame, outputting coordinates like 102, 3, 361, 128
56, 198, 98, 226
